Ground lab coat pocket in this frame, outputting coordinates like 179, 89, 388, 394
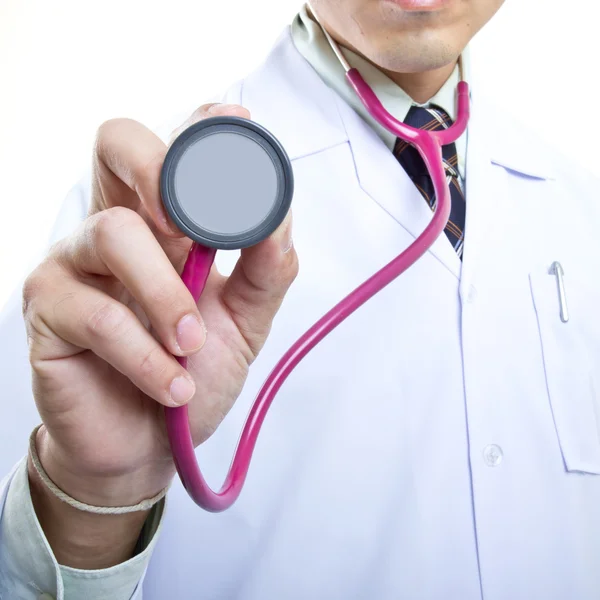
530, 263, 600, 475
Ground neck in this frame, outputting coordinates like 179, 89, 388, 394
306, 5, 458, 104
379, 63, 458, 104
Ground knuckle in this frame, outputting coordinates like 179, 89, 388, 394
94, 206, 144, 245
94, 118, 133, 151
22, 261, 55, 319
22, 257, 71, 342
139, 345, 169, 379
46, 236, 67, 260
22, 269, 44, 315
83, 300, 130, 342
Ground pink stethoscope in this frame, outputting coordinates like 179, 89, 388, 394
161, 3, 470, 512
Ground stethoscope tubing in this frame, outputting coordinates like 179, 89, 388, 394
164, 8, 470, 511
164, 86, 469, 512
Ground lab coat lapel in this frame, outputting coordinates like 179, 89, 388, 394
243, 32, 461, 279
239, 31, 348, 162
334, 95, 462, 278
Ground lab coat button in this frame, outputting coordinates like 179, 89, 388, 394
483, 444, 503, 467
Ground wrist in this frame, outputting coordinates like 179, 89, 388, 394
28, 454, 154, 569
28, 425, 173, 569
35, 425, 175, 507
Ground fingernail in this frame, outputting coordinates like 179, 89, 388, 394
208, 103, 245, 115
176, 314, 206, 353
170, 376, 196, 406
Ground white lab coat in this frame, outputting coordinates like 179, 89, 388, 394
1, 29, 600, 600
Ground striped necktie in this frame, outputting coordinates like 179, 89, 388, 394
393, 105, 466, 258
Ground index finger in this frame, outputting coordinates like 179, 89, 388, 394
92, 118, 174, 235
92, 104, 253, 239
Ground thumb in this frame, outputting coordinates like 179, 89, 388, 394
220, 210, 297, 360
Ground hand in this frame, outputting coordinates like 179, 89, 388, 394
22, 103, 298, 567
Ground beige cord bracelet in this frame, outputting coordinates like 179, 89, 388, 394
28, 425, 169, 515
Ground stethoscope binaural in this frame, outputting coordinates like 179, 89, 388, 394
160, 3, 470, 512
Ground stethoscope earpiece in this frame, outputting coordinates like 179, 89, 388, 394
160, 116, 294, 249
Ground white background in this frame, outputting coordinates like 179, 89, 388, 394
0, 0, 598, 312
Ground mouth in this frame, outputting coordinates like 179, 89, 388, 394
386, 0, 451, 11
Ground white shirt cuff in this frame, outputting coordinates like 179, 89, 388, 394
0, 457, 165, 600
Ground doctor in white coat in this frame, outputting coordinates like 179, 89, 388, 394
1, 1, 600, 599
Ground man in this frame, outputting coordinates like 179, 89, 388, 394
1, 0, 599, 598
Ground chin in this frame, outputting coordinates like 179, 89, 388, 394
360, 29, 461, 73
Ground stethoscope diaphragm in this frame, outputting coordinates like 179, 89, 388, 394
160, 116, 294, 250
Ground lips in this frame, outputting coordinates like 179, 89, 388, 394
390, 0, 450, 10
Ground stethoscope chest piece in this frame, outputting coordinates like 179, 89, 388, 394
161, 116, 294, 249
